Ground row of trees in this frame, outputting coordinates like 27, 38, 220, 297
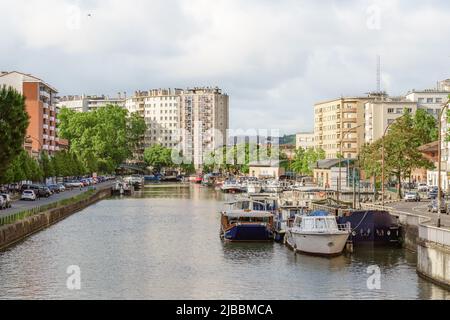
289, 147, 325, 175
1, 150, 86, 184
360, 109, 438, 197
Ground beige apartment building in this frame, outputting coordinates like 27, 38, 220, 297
295, 132, 314, 150
314, 96, 375, 159
179, 87, 229, 168
364, 97, 417, 144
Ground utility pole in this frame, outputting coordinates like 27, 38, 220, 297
437, 99, 450, 228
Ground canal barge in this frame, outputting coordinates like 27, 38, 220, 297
337, 210, 401, 246
220, 200, 274, 241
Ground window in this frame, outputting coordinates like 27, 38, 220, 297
436, 98, 443, 103
387, 108, 394, 114
427, 98, 433, 103
418, 98, 425, 103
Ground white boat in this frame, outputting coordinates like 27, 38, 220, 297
221, 180, 246, 193
246, 182, 262, 194
285, 214, 350, 256
263, 180, 283, 193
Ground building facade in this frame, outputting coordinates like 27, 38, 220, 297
295, 132, 314, 150
124, 87, 229, 169
0, 71, 60, 156
58, 94, 125, 113
179, 87, 229, 168
364, 97, 417, 144
314, 96, 374, 159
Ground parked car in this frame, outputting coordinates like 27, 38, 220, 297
21, 190, 37, 201
428, 200, 447, 213
47, 184, 62, 194
417, 183, 429, 192
0, 196, 6, 209
404, 192, 421, 202
38, 186, 52, 198
0, 193, 12, 208
56, 184, 66, 192
64, 181, 84, 188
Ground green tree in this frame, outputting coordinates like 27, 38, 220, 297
144, 144, 173, 173
127, 112, 147, 161
413, 108, 438, 145
0, 86, 30, 181
39, 152, 55, 180
291, 147, 325, 175
58, 105, 136, 173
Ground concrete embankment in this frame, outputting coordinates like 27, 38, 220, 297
416, 224, 450, 290
0, 188, 112, 251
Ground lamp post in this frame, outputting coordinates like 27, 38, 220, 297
26, 135, 43, 157
437, 99, 450, 228
337, 124, 362, 203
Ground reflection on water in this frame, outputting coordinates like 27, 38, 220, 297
0, 184, 448, 300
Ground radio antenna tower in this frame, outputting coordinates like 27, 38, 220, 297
376, 54, 381, 93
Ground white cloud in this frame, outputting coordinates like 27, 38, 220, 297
1, 0, 449, 133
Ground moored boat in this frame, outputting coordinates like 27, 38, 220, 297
220, 200, 274, 241
337, 210, 401, 246
285, 212, 350, 256
221, 180, 246, 193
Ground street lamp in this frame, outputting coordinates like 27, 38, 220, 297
25, 135, 43, 157
337, 124, 362, 203
437, 99, 450, 228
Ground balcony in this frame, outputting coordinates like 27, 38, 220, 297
49, 145, 55, 151
50, 136, 55, 141
43, 124, 49, 130
55, 137, 60, 142
43, 134, 49, 140
43, 145, 49, 150
50, 126, 55, 131
50, 116, 55, 122
40, 90, 50, 99
342, 108, 357, 113
43, 102, 49, 109
43, 114, 49, 119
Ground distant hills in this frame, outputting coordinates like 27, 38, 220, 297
280, 134, 296, 145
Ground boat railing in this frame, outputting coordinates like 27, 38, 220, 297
337, 223, 352, 232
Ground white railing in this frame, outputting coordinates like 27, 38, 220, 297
43, 102, 49, 109
419, 224, 450, 247
43, 144, 49, 150
43, 134, 48, 140
43, 124, 49, 129
43, 114, 49, 119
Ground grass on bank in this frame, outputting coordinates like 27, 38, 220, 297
0, 189, 96, 227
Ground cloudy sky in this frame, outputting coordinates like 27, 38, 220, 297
1, 0, 449, 134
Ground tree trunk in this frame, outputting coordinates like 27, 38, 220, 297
397, 173, 403, 199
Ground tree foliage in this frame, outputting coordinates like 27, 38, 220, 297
144, 144, 173, 173
360, 111, 434, 198
290, 147, 325, 175
0, 86, 30, 181
58, 105, 146, 173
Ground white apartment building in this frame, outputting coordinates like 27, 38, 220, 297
58, 94, 125, 112
125, 87, 229, 169
364, 97, 417, 144
179, 87, 229, 168
125, 89, 182, 149
296, 132, 314, 150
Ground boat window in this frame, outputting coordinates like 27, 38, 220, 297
253, 202, 265, 211
315, 218, 326, 230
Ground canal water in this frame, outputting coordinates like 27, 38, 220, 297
0, 185, 448, 300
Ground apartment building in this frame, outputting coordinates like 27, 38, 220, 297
295, 132, 314, 150
314, 96, 375, 159
125, 89, 182, 150
0, 71, 60, 156
364, 97, 417, 144
179, 87, 229, 168
58, 94, 125, 112
125, 87, 229, 168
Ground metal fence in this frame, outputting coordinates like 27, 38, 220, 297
419, 224, 450, 247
